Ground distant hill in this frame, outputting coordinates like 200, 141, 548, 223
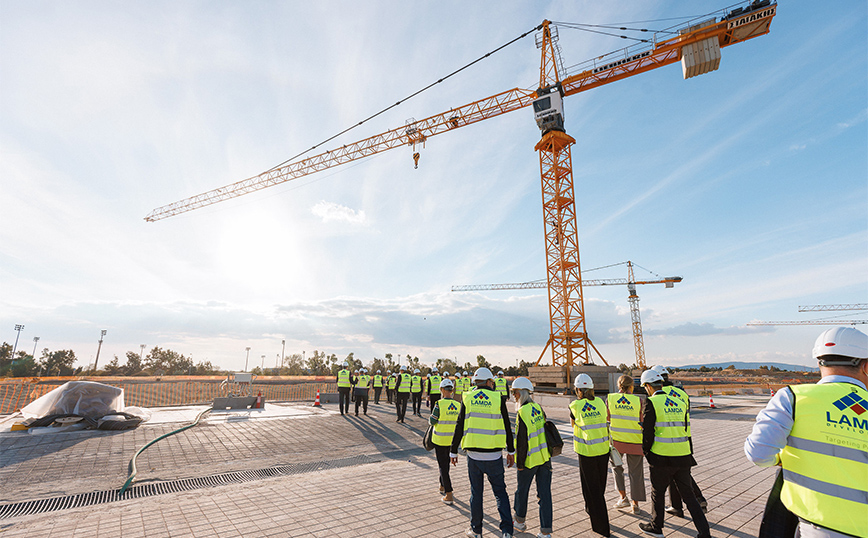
672, 361, 818, 372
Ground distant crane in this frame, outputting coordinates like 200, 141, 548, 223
146, 2, 777, 372
747, 320, 868, 326
453, 261, 681, 369
798, 304, 868, 312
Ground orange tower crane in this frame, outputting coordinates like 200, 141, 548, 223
451, 261, 681, 369
146, 3, 777, 372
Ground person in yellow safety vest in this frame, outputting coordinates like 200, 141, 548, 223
511, 376, 553, 538
454, 371, 464, 397
354, 368, 371, 416
394, 365, 411, 423
411, 368, 423, 417
638, 369, 711, 538
495, 371, 508, 399
745, 326, 868, 538
428, 368, 443, 409
607, 374, 646, 515
336, 361, 352, 416
652, 364, 707, 516
430, 377, 459, 505
569, 373, 611, 537
350, 369, 359, 404
386, 371, 395, 404
461, 371, 471, 396
373, 369, 384, 405
450, 367, 515, 538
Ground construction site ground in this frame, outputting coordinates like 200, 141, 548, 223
0, 394, 776, 537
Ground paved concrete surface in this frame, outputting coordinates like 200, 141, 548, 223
0, 395, 777, 537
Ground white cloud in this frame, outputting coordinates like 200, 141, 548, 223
311, 201, 367, 225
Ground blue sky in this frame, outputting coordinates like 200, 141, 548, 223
2, 1, 866, 372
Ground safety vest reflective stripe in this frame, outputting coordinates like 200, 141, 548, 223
373, 375, 383, 387
569, 397, 610, 457
518, 403, 550, 468
495, 378, 507, 395
654, 436, 689, 443
398, 373, 411, 393
649, 393, 691, 457
411, 376, 421, 392
337, 370, 351, 388
388, 377, 397, 389
789, 436, 868, 463
780, 383, 868, 537
609, 414, 637, 421
462, 389, 506, 449
782, 470, 868, 505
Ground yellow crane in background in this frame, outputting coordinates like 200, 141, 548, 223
452, 261, 681, 369
146, 2, 777, 372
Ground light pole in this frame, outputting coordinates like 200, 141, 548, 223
93, 330, 107, 374
281, 339, 285, 368
260, 354, 265, 371
32, 337, 40, 359
140, 344, 146, 363
11, 324, 24, 365
244, 347, 251, 372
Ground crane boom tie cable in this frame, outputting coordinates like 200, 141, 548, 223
262, 24, 542, 175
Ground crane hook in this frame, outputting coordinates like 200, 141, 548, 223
413, 152, 420, 169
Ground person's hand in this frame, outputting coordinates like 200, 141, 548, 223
506, 454, 515, 468
451, 456, 458, 466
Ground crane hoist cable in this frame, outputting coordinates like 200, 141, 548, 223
260, 24, 542, 177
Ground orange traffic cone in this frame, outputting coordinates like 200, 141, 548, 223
709, 396, 716, 409
313, 389, 322, 407
254, 391, 263, 409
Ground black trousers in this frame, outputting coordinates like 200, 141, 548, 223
386, 388, 394, 404
411, 392, 422, 414
434, 444, 453, 493
354, 391, 368, 415
430, 394, 441, 409
373, 387, 382, 404
395, 392, 409, 420
669, 473, 705, 509
338, 387, 351, 414
650, 465, 710, 537
578, 452, 610, 536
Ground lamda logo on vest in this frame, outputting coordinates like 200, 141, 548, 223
827, 391, 868, 432
472, 390, 492, 406
663, 397, 682, 413
614, 395, 634, 410
581, 401, 601, 417
447, 402, 458, 412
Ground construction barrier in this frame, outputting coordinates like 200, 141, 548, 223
0, 377, 338, 415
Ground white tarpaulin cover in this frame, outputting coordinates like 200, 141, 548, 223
21, 381, 125, 419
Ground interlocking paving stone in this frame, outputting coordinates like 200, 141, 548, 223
0, 396, 776, 537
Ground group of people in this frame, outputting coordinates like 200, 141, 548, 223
429, 363, 711, 538
335, 363, 510, 421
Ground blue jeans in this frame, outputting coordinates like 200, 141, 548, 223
467, 456, 513, 535
513, 460, 553, 534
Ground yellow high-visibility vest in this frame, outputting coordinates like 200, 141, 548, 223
461, 388, 506, 449
410, 375, 422, 393
433, 398, 461, 446
569, 397, 609, 457
430, 375, 442, 392
388, 375, 397, 390
517, 402, 550, 468
779, 383, 868, 537
373, 375, 383, 387
337, 369, 351, 388
607, 392, 642, 444
649, 393, 691, 457
495, 377, 507, 396
357, 375, 370, 390
397, 373, 411, 393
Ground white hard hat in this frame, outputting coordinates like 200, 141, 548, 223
377, 370, 382, 373
651, 365, 670, 376
439, 379, 454, 390
400, 364, 407, 370
472, 367, 494, 382
574, 373, 593, 389
498, 371, 505, 376
343, 361, 349, 367
511, 377, 533, 392
641, 369, 663, 385
463, 371, 470, 376
443, 371, 451, 377
813, 327, 868, 365
426, 373, 431, 377
414, 368, 420, 374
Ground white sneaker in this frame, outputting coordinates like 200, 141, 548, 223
537, 534, 552, 538
614, 497, 630, 509
514, 521, 527, 531
502, 534, 513, 538
465, 529, 482, 538
631, 503, 641, 514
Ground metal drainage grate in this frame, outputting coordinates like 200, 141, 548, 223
0, 453, 383, 520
